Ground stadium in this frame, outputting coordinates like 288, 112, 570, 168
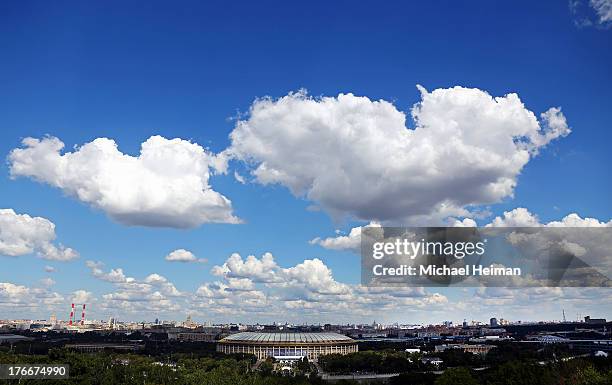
217, 332, 358, 361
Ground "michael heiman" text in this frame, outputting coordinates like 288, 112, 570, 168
372, 264, 521, 276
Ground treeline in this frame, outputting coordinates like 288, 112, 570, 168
319, 350, 427, 374
1, 346, 611, 385
319, 342, 581, 374
319, 350, 612, 385
391, 359, 612, 385
0, 349, 325, 385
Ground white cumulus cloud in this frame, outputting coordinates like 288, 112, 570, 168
486, 208, 612, 227
39, 278, 56, 287
207, 252, 446, 319
486, 207, 542, 227
228, 86, 570, 224
310, 222, 381, 252
165, 249, 207, 263
8, 135, 241, 229
86, 260, 183, 299
71, 290, 94, 304
0, 282, 64, 310
0, 209, 78, 261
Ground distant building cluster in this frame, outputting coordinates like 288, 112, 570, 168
1, 310, 611, 363
434, 343, 495, 355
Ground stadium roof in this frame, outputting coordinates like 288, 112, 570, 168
220, 332, 354, 344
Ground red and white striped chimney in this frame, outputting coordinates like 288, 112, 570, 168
80, 304, 86, 325
69, 303, 74, 326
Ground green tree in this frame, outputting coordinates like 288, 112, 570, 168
434, 367, 478, 385
571, 365, 606, 385
488, 361, 556, 385
259, 357, 275, 374
296, 356, 311, 373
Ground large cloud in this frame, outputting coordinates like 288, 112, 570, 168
5, 250, 610, 323
85, 260, 182, 298
205, 252, 447, 320
0, 282, 64, 310
227, 86, 570, 223
8, 135, 240, 228
81, 260, 185, 316
314, 208, 611, 254
0, 209, 78, 261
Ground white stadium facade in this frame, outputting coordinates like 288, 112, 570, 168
217, 332, 358, 362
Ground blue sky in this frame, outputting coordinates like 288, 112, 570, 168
0, 0, 611, 324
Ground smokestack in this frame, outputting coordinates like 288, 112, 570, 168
69, 303, 74, 326
81, 304, 86, 325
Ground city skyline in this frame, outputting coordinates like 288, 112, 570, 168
1, 0, 612, 325
3, 310, 604, 330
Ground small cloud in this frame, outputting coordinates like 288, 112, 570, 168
72, 290, 94, 304
234, 171, 246, 184
165, 249, 207, 263
39, 277, 56, 287
44, 265, 56, 273
570, 0, 611, 28
310, 222, 381, 253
